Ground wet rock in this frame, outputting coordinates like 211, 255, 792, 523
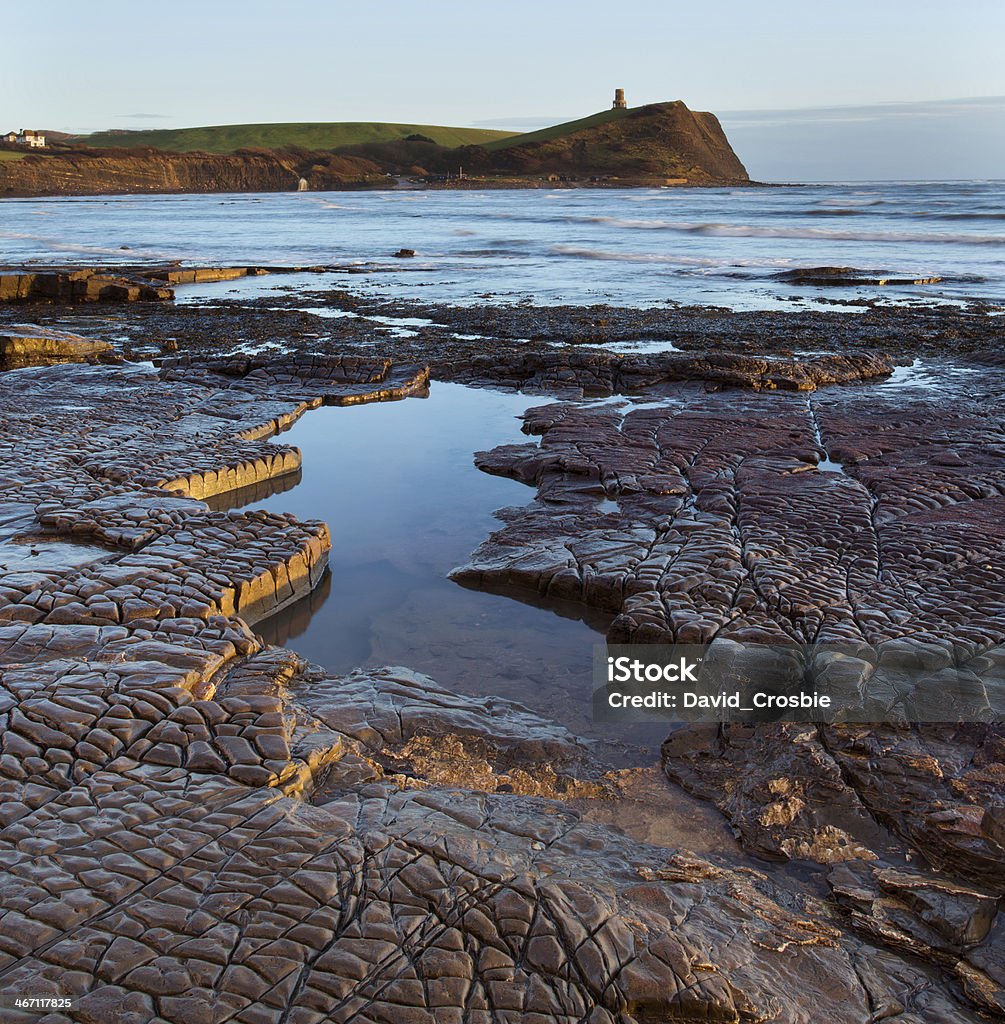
661, 723, 887, 864
0, 326, 112, 369
820, 724, 1005, 887
293, 665, 603, 799
829, 860, 1004, 1016
454, 381, 1005, 665
0, 267, 173, 304
0, 759, 985, 1023
159, 351, 430, 407
39, 283, 1003, 375
453, 348, 892, 395
777, 266, 942, 287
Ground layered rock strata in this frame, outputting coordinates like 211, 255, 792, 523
0, 266, 277, 305
0, 326, 112, 369
0, 148, 385, 198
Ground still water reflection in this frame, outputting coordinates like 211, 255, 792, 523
238, 383, 662, 762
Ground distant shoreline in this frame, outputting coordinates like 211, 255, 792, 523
0, 176, 761, 201
0, 100, 754, 198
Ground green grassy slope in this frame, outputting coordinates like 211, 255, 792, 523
77, 122, 516, 153
482, 108, 628, 151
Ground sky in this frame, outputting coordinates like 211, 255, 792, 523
4, 0, 1005, 180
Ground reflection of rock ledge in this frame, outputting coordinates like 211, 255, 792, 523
202, 467, 303, 512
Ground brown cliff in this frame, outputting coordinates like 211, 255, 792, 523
482, 101, 749, 183
0, 146, 385, 197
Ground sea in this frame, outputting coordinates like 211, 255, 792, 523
3, 181, 1002, 757
2, 181, 1004, 311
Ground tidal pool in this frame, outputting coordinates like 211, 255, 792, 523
236, 382, 666, 764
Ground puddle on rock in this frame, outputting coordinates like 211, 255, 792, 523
237, 382, 667, 766
879, 357, 983, 393
0, 532, 118, 583
596, 339, 681, 355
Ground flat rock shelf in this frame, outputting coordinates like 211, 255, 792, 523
0, 310, 1001, 1023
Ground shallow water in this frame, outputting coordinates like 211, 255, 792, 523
238, 383, 665, 764
3, 183, 1003, 310
879, 357, 985, 392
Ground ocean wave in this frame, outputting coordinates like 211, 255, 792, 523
549, 245, 794, 268
800, 209, 863, 216
483, 210, 1005, 243
0, 230, 174, 259
690, 223, 1005, 244
572, 218, 1005, 245
925, 212, 1005, 221
548, 246, 991, 286
464, 247, 536, 258
816, 198, 884, 207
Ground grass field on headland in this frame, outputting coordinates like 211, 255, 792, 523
79, 122, 517, 153
482, 108, 627, 151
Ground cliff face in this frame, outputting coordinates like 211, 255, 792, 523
489, 101, 749, 183
0, 101, 750, 195
0, 148, 385, 197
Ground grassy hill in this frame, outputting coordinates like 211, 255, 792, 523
78, 122, 516, 154
482, 108, 628, 151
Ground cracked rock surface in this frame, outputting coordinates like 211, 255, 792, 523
454, 375, 1005, 653
1, 628, 992, 1023
0, 323, 1001, 1021
450, 372, 1005, 1017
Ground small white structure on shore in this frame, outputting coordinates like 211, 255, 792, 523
3, 129, 46, 148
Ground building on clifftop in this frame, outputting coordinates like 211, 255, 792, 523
4, 129, 46, 148
612, 88, 626, 109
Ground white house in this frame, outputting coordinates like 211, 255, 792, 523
3, 129, 46, 148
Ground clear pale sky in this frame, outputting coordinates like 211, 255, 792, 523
5, 0, 1004, 180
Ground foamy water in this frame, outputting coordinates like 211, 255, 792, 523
2, 181, 1003, 309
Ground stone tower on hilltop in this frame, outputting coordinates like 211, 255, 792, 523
612, 88, 626, 109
